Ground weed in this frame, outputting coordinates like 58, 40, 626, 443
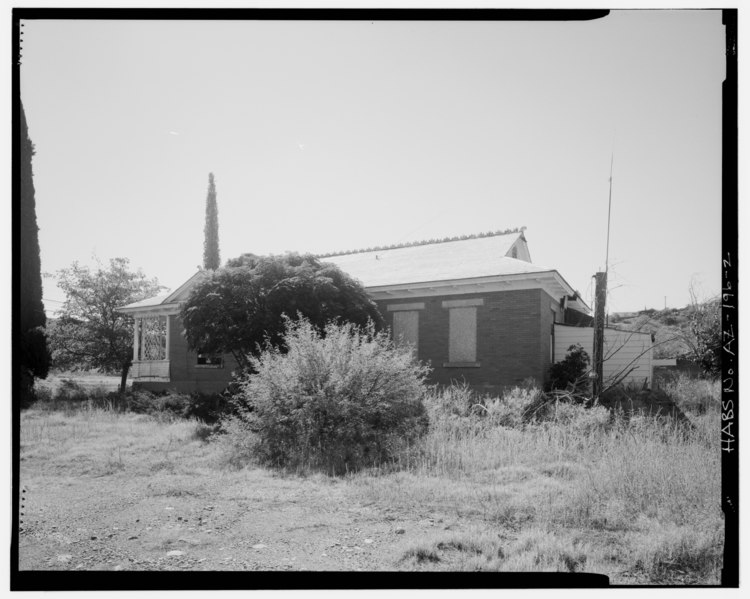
628, 520, 723, 584
401, 546, 441, 564
102, 445, 125, 475
663, 374, 720, 415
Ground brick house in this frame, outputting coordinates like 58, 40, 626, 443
118, 229, 592, 394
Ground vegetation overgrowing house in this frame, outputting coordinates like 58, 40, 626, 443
119, 229, 645, 394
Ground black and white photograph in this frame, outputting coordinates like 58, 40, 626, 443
12, 6, 737, 589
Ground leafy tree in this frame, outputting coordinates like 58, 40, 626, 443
203, 172, 220, 270
48, 258, 164, 391
181, 253, 384, 370
18, 101, 50, 404
685, 297, 722, 378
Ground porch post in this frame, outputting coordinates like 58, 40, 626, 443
133, 317, 140, 362
165, 314, 171, 360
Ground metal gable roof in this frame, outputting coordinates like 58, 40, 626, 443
117, 230, 586, 314
322, 232, 548, 288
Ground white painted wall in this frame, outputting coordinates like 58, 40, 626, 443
554, 324, 653, 388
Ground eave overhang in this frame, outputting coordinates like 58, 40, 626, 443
117, 302, 181, 316
365, 270, 590, 313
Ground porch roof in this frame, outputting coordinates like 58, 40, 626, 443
119, 292, 172, 311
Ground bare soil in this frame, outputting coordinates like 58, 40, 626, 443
18, 407, 489, 573
20, 465, 491, 572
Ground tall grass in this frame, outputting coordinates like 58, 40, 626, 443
25, 371, 722, 582
355, 381, 722, 583
662, 374, 721, 415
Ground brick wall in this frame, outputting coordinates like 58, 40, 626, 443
377, 288, 556, 394
136, 288, 558, 396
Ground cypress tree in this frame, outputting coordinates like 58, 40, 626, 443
203, 172, 220, 270
19, 101, 50, 402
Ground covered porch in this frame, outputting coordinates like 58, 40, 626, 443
118, 292, 181, 384
131, 311, 172, 382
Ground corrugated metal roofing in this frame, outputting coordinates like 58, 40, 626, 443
323, 232, 550, 288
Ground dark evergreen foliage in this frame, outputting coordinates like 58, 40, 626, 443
546, 344, 591, 392
181, 253, 384, 370
18, 102, 50, 403
203, 172, 220, 270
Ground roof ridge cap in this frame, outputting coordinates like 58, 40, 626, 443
318, 227, 525, 259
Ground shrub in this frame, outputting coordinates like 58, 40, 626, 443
55, 378, 90, 402
232, 318, 430, 473
685, 298, 722, 378
423, 382, 485, 419
32, 384, 53, 404
483, 385, 544, 428
183, 392, 232, 424
663, 374, 720, 415
600, 384, 692, 425
154, 391, 192, 415
546, 344, 591, 393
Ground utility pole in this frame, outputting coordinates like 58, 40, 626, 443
593, 152, 614, 399
592, 271, 607, 399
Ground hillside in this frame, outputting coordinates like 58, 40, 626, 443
609, 305, 699, 359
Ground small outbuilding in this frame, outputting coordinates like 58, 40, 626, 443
553, 323, 654, 389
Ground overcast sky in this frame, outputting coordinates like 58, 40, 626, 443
19, 10, 726, 315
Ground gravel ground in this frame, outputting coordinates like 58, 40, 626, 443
18, 466, 475, 573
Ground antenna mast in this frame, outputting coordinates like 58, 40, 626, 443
605, 152, 614, 274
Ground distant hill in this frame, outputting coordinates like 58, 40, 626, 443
609, 305, 698, 359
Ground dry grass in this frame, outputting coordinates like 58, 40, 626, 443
35, 370, 122, 394
351, 384, 723, 583
20, 407, 215, 480
21, 377, 722, 583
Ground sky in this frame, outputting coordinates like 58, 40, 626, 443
18, 9, 727, 316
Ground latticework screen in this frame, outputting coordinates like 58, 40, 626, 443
139, 316, 167, 361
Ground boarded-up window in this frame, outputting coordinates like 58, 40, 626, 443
448, 307, 477, 363
442, 298, 483, 366
393, 310, 419, 353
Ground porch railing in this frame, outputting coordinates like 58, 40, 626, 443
131, 360, 170, 381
